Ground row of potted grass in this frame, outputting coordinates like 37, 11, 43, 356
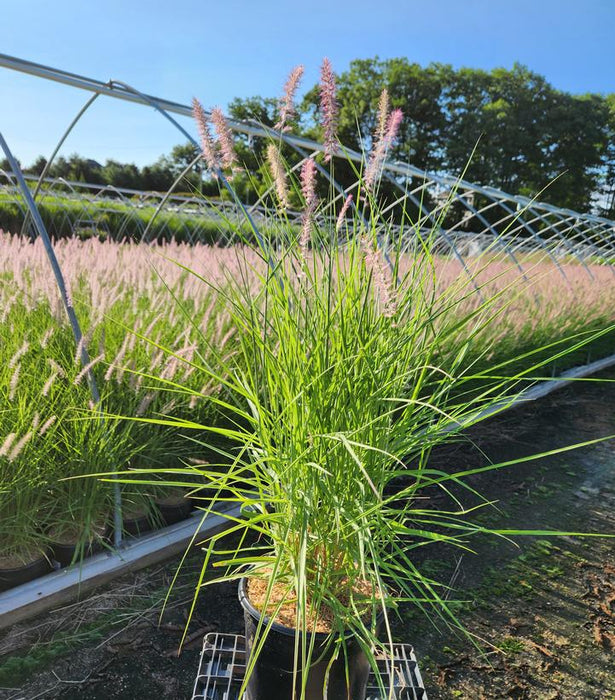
0, 246, 239, 587
0, 233, 614, 589
0, 191, 295, 245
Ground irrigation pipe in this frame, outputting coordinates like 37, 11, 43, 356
447, 350, 615, 434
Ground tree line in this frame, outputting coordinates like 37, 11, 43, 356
232, 59, 615, 217
2, 59, 614, 218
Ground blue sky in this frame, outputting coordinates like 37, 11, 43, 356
1, 0, 613, 168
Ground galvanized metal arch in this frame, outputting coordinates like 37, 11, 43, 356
140, 153, 203, 244
540, 212, 600, 266
1, 50, 614, 290
475, 193, 576, 284
19, 92, 103, 239
518, 204, 597, 280
379, 171, 485, 298
583, 220, 615, 264
540, 209, 615, 270
428, 182, 531, 283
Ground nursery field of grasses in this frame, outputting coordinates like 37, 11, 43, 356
1, 230, 615, 577
0, 189, 275, 244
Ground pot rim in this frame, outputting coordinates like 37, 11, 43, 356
0, 551, 51, 574
238, 576, 382, 640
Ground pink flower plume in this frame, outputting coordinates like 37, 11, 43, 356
319, 58, 339, 162
275, 65, 305, 132
266, 144, 290, 209
336, 194, 353, 232
192, 98, 221, 176
299, 158, 318, 260
211, 107, 238, 171
364, 103, 403, 192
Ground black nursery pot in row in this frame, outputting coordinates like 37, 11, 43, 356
0, 493, 200, 593
0, 551, 53, 593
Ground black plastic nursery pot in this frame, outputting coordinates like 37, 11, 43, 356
51, 541, 95, 567
238, 577, 377, 700
49, 523, 112, 567
122, 505, 155, 537
0, 551, 53, 592
155, 492, 195, 526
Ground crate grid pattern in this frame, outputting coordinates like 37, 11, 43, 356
192, 632, 427, 700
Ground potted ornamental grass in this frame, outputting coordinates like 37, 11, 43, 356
45, 411, 131, 564
105, 62, 614, 699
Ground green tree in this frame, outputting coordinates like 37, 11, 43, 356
598, 93, 615, 218
538, 92, 609, 212
443, 64, 609, 213
26, 156, 48, 176
101, 160, 141, 189
444, 65, 554, 192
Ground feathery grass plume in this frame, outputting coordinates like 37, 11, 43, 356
0, 433, 16, 458
64, 277, 74, 309
8, 364, 20, 401
105, 336, 129, 382
211, 107, 239, 171
375, 88, 390, 144
161, 399, 177, 414
9, 341, 29, 369
136, 392, 156, 417
74, 353, 105, 386
38, 415, 57, 436
150, 349, 165, 371
274, 65, 305, 132
361, 235, 398, 318
300, 157, 318, 209
48, 358, 66, 378
40, 327, 53, 349
266, 143, 290, 209
42, 371, 58, 398
8, 431, 32, 462
299, 158, 318, 261
319, 58, 339, 162
74, 335, 85, 366
335, 194, 354, 232
192, 98, 220, 176
364, 106, 403, 193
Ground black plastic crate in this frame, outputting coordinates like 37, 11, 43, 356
192, 632, 427, 700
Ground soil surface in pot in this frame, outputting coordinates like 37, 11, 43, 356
3, 367, 615, 698
246, 575, 376, 633
0, 548, 46, 570
48, 521, 108, 547
0, 549, 53, 593
122, 505, 154, 536
122, 505, 150, 520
